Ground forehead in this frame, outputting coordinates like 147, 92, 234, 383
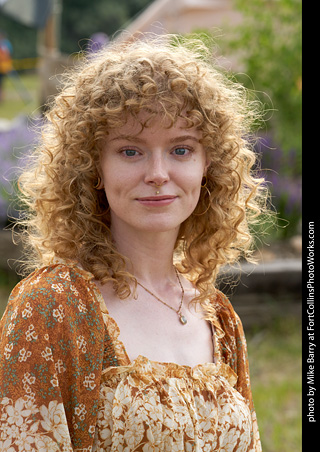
106, 111, 202, 141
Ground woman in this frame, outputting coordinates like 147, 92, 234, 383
0, 35, 267, 451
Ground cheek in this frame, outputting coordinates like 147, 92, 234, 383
100, 165, 118, 201
183, 166, 204, 205
182, 166, 204, 193
102, 169, 137, 206
181, 176, 202, 208
103, 178, 122, 203
190, 185, 202, 207
100, 159, 122, 191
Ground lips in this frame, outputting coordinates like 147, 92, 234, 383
137, 195, 176, 201
136, 195, 177, 206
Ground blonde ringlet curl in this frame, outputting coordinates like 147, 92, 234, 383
17, 33, 270, 306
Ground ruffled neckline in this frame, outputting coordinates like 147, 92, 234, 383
101, 354, 238, 389
49, 260, 230, 375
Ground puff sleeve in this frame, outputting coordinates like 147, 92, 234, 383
0, 264, 105, 451
214, 290, 262, 451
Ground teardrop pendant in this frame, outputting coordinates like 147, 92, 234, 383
179, 314, 188, 325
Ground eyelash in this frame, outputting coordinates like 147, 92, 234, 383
120, 146, 193, 158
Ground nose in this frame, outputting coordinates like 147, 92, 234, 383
144, 152, 169, 187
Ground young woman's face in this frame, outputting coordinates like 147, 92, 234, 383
99, 113, 208, 238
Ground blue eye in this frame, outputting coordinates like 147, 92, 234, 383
173, 147, 189, 156
123, 149, 138, 157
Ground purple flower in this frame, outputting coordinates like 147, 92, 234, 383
256, 134, 302, 235
89, 32, 110, 53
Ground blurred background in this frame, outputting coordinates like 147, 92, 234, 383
0, 1, 302, 451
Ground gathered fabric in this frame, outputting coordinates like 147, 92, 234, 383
94, 357, 254, 451
0, 262, 261, 451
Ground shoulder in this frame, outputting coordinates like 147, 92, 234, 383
12, 262, 93, 292
211, 289, 248, 367
0, 263, 104, 340
212, 290, 255, 407
213, 289, 243, 329
0, 264, 105, 443
5, 262, 95, 306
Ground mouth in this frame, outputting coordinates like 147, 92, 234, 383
136, 195, 177, 206
137, 195, 176, 201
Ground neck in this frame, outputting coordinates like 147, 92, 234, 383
111, 225, 179, 287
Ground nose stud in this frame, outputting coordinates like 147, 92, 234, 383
155, 183, 163, 195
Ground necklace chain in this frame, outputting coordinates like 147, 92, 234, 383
136, 267, 188, 325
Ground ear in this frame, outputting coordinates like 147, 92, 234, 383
203, 157, 211, 175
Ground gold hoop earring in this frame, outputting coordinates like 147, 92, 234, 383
201, 176, 208, 188
193, 181, 211, 216
94, 177, 103, 189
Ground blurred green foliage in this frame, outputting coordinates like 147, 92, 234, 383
224, 0, 302, 174
223, 0, 302, 237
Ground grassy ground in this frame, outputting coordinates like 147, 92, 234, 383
247, 317, 302, 452
0, 274, 302, 452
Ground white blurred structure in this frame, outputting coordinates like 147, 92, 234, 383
117, 0, 241, 38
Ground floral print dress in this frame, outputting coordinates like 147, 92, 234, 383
0, 262, 262, 451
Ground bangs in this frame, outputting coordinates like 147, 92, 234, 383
90, 58, 206, 133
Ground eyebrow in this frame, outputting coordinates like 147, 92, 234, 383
109, 134, 200, 144
169, 135, 200, 144
109, 134, 144, 143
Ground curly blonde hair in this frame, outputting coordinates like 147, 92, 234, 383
18, 35, 268, 304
